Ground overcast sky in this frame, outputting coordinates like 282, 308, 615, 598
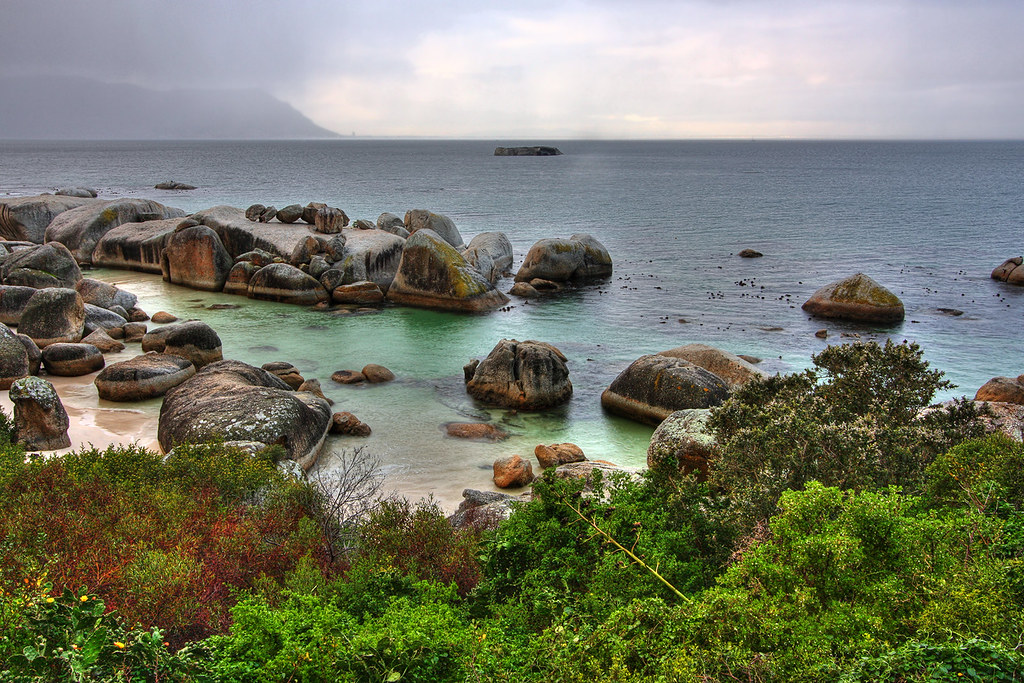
3, 0, 1023, 139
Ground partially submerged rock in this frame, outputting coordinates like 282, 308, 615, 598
514, 234, 612, 283
161, 225, 234, 291
658, 343, 768, 390
248, 263, 329, 306
95, 352, 196, 402
387, 229, 509, 312
330, 411, 371, 436
159, 359, 332, 470
445, 422, 508, 441
991, 257, 1024, 285
801, 273, 905, 324
464, 339, 572, 409
601, 354, 729, 425
494, 146, 562, 156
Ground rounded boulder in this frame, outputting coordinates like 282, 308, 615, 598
601, 354, 729, 425
801, 273, 905, 324
18, 288, 86, 347
465, 339, 572, 409
40, 343, 104, 376
95, 352, 196, 401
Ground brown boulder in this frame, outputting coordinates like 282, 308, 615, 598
601, 355, 729, 425
534, 443, 586, 469
332, 281, 385, 305
658, 343, 768, 390
160, 225, 234, 291
493, 454, 534, 489
330, 411, 371, 436
94, 352, 196, 402
975, 375, 1024, 405
801, 273, 905, 324
464, 339, 572, 409
361, 364, 395, 383
331, 369, 366, 385
991, 257, 1023, 284
445, 423, 509, 441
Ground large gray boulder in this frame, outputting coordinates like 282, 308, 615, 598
91, 218, 179, 273
404, 209, 465, 249
601, 354, 729, 425
44, 198, 185, 264
658, 343, 768, 390
801, 273, 905, 324
0, 242, 82, 289
10, 376, 70, 450
75, 279, 138, 312
647, 409, 715, 479
160, 224, 234, 291
160, 320, 223, 369
514, 233, 612, 283
464, 339, 572, 409
333, 229, 405, 289
0, 194, 99, 242
387, 229, 509, 312
463, 232, 513, 283
248, 263, 329, 305
158, 359, 333, 470
40, 342, 105, 377
191, 205, 311, 258
95, 352, 196, 402
0, 323, 30, 389
83, 304, 127, 334
18, 288, 86, 347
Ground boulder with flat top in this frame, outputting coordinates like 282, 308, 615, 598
801, 273, 905, 323
601, 354, 729, 425
514, 234, 612, 283
44, 198, 185, 265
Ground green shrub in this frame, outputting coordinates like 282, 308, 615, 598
709, 340, 982, 529
841, 638, 1024, 682
925, 433, 1024, 514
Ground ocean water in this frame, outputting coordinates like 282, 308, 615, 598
1, 140, 1022, 508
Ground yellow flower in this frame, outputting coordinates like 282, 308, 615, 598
80, 595, 89, 602
114, 641, 126, 650
46, 597, 55, 603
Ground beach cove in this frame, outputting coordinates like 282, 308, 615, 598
1, 139, 1021, 509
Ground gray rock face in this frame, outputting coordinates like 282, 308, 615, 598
334, 229, 404, 289
514, 233, 612, 283
40, 343, 105, 377
16, 334, 41, 375
404, 209, 465, 249
10, 376, 70, 450
248, 263, 329, 306
81, 328, 125, 353
160, 225, 234, 291
0, 242, 82, 289
801, 273, 905, 324
83, 304, 127, 334
463, 232, 513, 282
92, 218, 179, 273
376, 212, 410, 238
464, 339, 572, 409
95, 352, 196, 402
0, 194, 99, 242
448, 488, 525, 529
647, 409, 715, 479
0, 324, 30, 389
44, 198, 185, 264
191, 205, 310, 259
387, 229, 509, 312
601, 354, 729, 425
160, 320, 223, 369
18, 288, 86, 347
158, 359, 333, 470
0, 285, 38, 325
75, 278, 138, 311
154, 181, 196, 191
658, 343, 768, 390
55, 188, 98, 198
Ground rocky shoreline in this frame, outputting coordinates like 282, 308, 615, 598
0, 191, 1021, 507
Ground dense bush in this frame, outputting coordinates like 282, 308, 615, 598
708, 340, 982, 529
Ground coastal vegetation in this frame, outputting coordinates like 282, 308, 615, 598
1, 341, 1022, 681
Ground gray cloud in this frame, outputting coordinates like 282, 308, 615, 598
2, 0, 1022, 138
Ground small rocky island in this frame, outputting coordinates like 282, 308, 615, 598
494, 146, 563, 156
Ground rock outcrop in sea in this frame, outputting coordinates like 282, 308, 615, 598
801, 273, 905, 324
991, 257, 1024, 285
514, 234, 612, 284
464, 339, 572, 409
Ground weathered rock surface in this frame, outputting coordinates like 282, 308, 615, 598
0, 324, 30, 389
81, 328, 125, 353
10, 376, 70, 450
331, 370, 366, 385
0, 242, 82, 289
44, 198, 185, 264
248, 263, 329, 305
0, 285, 38, 325
83, 304, 127, 335
40, 343, 104, 377
332, 281, 385, 305
448, 489, 525, 529
738, 248, 763, 258
535, 442, 586, 469
404, 209, 465, 249
975, 401, 1024, 442
92, 218, 179, 273
514, 234, 612, 283
991, 257, 1024, 285
161, 225, 234, 291
297, 378, 332, 405
658, 343, 768, 390
18, 288, 86, 347
191, 205, 310, 258
75, 278, 138, 311
276, 204, 303, 224
647, 409, 715, 479
493, 454, 534, 488
376, 212, 410, 238
0, 194, 98, 242
262, 361, 304, 389
601, 355, 730, 425
159, 360, 332, 469
388, 229, 509, 312
95, 352, 196, 401
976, 375, 1024, 405
445, 422, 509, 441
151, 311, 178, 324
55, 188, 98, 198
315, 207, 348, 234
802, 273, 905, 323
160, 320, 223, 368
464, 339, 572, 409
463, 232, 514, 283
16, 334, 41, 375
361, 364, 395, 383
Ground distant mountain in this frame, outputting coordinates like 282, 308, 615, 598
0, 75, 340, 140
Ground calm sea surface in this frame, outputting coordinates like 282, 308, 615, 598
1, 140, 1021, 507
